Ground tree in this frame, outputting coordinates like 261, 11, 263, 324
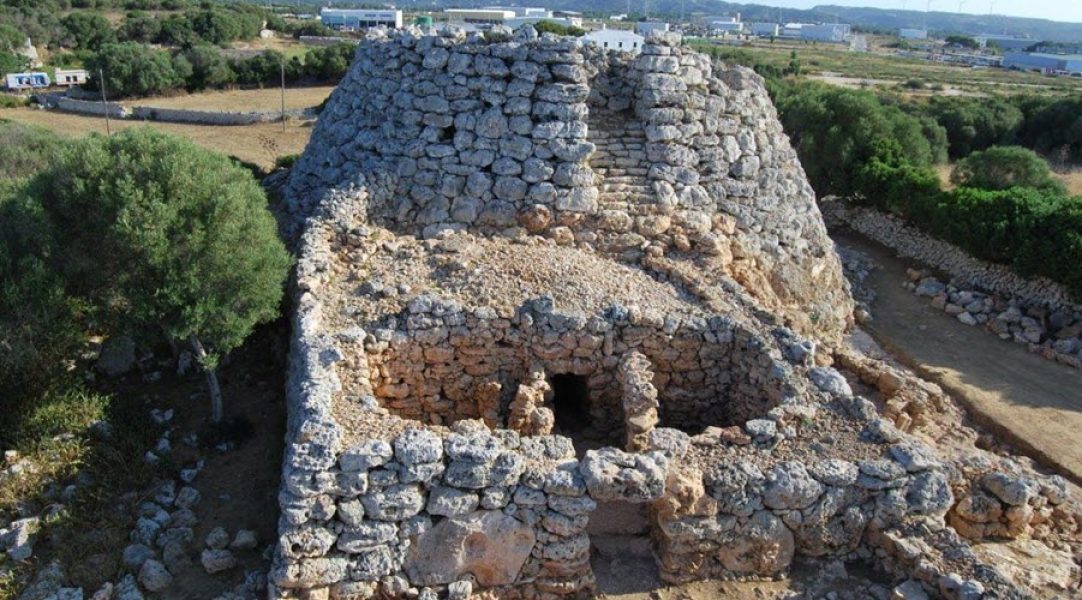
926, 96, 1023, 159
157, 14, 197, 47
61, 12, 117, 51
532, 20, 586, 37
945, 35, 979, 49
951, 146, 1066, 194
0, 50, 28, 76
85, 42, 182, 97
179, 44, 235, 90
303, 42, 354, 82
117, 11, 163, 43
775, 84, 944, 198
0, 23, 25, 51
0, 123, 80, 403
29, 129, 292, 422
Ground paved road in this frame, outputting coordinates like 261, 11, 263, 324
835, 232, 1082, 484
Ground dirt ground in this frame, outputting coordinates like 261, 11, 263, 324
0, 107, 315, 172
833, 231, 1082, 484
119, 86, 335, 113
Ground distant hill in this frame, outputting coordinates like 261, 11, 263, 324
359, 0, 1082, 42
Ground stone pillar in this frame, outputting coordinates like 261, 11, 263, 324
507, 367, 554, 436
617, 351, 660, 451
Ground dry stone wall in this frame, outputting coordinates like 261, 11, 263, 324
285, 27, 851, 343
275, 26, 1078, 600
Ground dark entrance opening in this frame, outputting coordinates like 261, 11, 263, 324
551, 373, 592, 434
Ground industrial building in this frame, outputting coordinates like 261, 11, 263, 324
635, 22, 670, 36
900, 28, 928, 40
583, 28, 645, 54
709, 17, 744, 35
799, 23, 851, 42
319, 8, 403, 30
443, 8, 516, 24
1003, 52, 1082, 75
748, 22, 780, 37
976, 34, 1034, 51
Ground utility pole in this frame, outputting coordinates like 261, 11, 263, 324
280, 59, 286, 132
98, 68, 110, 136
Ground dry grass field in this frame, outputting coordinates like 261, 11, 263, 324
0, 107, 315, 172
938, 162, 1082, 195
120, 86, 336, 112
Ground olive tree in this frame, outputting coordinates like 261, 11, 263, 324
30, 128, 292, 422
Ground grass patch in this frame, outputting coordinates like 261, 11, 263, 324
0, 384, 161, 597
0, 97, 28, 110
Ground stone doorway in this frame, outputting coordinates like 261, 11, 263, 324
550, 373, 592, 435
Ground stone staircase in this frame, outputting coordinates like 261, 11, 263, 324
588, 112, 654, 211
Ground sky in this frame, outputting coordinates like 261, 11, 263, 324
739, 1, 1082, 23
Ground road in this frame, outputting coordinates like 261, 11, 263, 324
834, 231, 1082, 484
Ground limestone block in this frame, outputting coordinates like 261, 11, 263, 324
581, 447, 669, 502
404, 511, 535, 586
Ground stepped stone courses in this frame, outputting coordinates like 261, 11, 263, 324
276, 26, 1080, 600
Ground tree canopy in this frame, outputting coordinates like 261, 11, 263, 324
27, 128, 292, 419
951, 146, 1067, 194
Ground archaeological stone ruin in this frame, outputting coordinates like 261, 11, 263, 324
273, 26, 1081, 600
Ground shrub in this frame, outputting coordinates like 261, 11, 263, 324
0, 49, 28, 76
776, 84, 944, 198
951, 146, 1066, 194
61, 12, 117, 51
1011, 95, 1082, 164
532, 20, 586, 37
178, 44, 236, 90
85, 42, 183, 97
925, 96, 1024, 159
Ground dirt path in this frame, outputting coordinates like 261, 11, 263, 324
834, 231, 1082, 483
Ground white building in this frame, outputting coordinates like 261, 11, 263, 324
583, 29, 645, 54
486, 6, 549, 18
710, 20, 744, 35
635, 22, 670, 36
782, 23, 807, 38
749, 22, 780, 37
444, 8, 516, 24
319, 8, 403, 30
800, 23, 851, 43
508, 17, 582, 29
900, 28, 928, 40
54, 68, 89, 87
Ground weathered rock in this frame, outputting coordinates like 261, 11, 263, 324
404, 511, 535, 586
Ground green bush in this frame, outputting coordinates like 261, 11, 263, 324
28, 128, 292, 420
1011, 95, 1082, 164
61, 12, 117, 51
951, 146, 1066, 194
532, 20, 586, 37
85, 42, 183, 97
924, 96, 1024, 159
775, 83, 945, 198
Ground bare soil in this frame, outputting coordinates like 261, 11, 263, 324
0, 107, 315, 172
833, 231, 1082, 484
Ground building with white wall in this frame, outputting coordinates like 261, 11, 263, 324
444, 8, 516, 24
710, 20, 744, 35
583, 28, 645, 54
486, 6, 549, 18
320, 8, 403, 30
799, 23, 851, 42
635, 22, 670, 36
749, 22, 780, 37
900, 28, 928, 40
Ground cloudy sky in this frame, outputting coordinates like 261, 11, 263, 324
741, 1, 1082, 23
